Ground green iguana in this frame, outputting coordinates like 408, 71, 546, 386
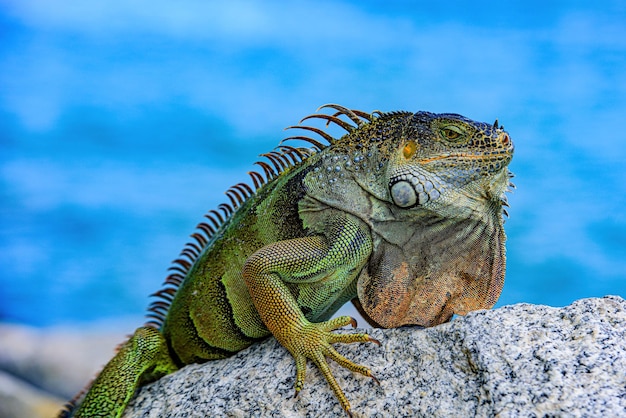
60, 104, 514, 417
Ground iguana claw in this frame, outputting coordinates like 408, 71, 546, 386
288, 315, 379, 415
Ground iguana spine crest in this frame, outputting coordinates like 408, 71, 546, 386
144, 104, 376, 329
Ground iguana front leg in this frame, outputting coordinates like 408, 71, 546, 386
242, 213, 379, 416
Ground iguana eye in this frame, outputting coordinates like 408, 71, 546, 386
441, 126, 464, 141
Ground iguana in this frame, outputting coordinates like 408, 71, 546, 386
59, 104, 514, 417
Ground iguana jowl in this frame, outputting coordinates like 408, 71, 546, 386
61, 104, 514, 417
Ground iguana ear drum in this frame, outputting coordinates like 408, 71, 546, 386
390, 172, 442, 208
390, 181, 419, 208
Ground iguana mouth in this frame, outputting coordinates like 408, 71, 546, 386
418, 150, 513, 164
419, 132, 514, 164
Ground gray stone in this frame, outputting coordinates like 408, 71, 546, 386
122, 296, 626, 417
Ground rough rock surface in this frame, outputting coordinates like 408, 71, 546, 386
123, 296, 626, 417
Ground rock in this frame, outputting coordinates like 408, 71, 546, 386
122, 296, 626, 417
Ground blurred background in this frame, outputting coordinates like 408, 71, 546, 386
1, 0, 625, 342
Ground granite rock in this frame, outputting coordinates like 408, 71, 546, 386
122, 296, 626, 417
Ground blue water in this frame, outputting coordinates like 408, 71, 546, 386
1, 1, 625, 327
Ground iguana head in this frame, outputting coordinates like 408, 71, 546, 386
388, 112, 513, 214
287, 106, 514, 328
354, 111, 514, 328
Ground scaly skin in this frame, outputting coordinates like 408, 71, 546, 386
62, 105, 514, 417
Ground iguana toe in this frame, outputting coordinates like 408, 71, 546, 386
284, 317, 380, 416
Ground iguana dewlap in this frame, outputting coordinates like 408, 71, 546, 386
60, 105, 514, 417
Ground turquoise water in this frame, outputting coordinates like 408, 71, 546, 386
1, 1, 625, 326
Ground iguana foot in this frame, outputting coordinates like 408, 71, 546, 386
286, 316, 380, 416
